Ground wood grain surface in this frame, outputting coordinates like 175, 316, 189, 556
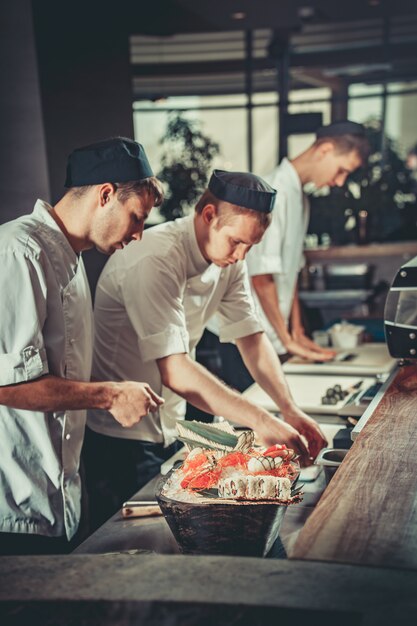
304, 241, 417, 261
291, 365, 417, 570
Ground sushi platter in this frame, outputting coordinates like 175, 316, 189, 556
156, 421, 302, 557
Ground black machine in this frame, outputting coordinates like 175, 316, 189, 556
384, 255, 417, 359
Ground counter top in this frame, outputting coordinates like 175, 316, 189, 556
304, 240, 417, 261
291, 364, 417, 570
2, 554, 417, 624
73, 471, 327, 557
2, 366, 417, 622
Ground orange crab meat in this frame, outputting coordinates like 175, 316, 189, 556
217, 451, 250, 470
182, 451, 212, 474
263, 444, 294, 460
187, 469, 222, 490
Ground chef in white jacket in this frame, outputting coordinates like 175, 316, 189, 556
0, 137, 164, 555
84, 169, 328, 528
247, 120, 370, 361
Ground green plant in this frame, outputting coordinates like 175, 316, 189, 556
157, 113, 221, 221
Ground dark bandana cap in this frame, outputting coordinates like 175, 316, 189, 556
316, 120, 366, 139
208, 169, 277, 213
64, 137, 154, 187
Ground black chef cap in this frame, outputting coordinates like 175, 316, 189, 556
208, 170, 276, 213
316, 120, 366, 139
64, 137, 154, 187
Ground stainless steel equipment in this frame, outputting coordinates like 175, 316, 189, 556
384, 255, 417, 359
314, 448, 349, 484
324, 263, 373, 290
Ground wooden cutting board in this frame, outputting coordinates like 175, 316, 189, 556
283, 343, 396, 376
243, 374, 376, 415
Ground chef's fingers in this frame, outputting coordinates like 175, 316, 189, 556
297, 336, 336, 359
300, 423, 327, 460
145, 385, 165, 407
290, 436, 311, 467
308, 431, 328, 460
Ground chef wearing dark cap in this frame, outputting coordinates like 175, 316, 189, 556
0, 137, 164, 554
85, 169, 327, 528
245, 120, 370, 363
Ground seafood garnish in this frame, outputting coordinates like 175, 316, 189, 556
247, 456, 282, 473
177, 420, 252, 452
171, 420, 302, 503
236, 429, 255, 452
177, 420, 237, 451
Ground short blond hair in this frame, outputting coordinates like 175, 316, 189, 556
195, 189, 271, 230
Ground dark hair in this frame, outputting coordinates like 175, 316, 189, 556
195, 189, 271, 229
68, 176, 164, 207
314, 134, 370, 165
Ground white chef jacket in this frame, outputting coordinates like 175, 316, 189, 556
88, 214, 263, 446
246, 158, 309, 354
0, 200, 93, 540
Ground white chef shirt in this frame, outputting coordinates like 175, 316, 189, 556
246, 158, 309, 354
88, 214, 263, 446
0, 200, 93, 540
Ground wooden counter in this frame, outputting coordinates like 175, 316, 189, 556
291, 365, 417, 570
304, 241, 417, 262
2, 554, 417, 624
2, 366, 417, 623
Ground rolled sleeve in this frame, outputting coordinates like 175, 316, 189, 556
139, 324, 189, 363
0, 250, 48, 387
219, 316, 263, 343
0, 346, 48, 385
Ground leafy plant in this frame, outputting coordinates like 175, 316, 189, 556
157, 113, 221, 221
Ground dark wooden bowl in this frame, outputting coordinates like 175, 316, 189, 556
155, 474, 288, 557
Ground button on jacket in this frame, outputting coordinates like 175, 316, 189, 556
88, 214, 263, 446
0, 200, 93, 540
246, 159, 309, 354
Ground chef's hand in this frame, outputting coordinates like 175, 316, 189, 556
282, 407, 328, 461
291, 328, 336, 361
283, 338, 332, 362
108, 381, 164, 428
256, 415, 312, 466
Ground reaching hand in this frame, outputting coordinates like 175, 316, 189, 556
108, 381, 164, 428
288, 329, 336, 362
284, 337, 334, 362
283, 407, 328, 461
256, 415, 313, 466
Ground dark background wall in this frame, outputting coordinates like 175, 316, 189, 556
0, 0, 49, 223
31, 0, 135, 205
0, 0, 135, 224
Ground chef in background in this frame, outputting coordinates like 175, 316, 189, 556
84, 170, 327, 529
247, 121, 369, 361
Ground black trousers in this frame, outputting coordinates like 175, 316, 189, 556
82, 427, 181, 532
0, 531, 81, 556
218, 341, 289, 393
